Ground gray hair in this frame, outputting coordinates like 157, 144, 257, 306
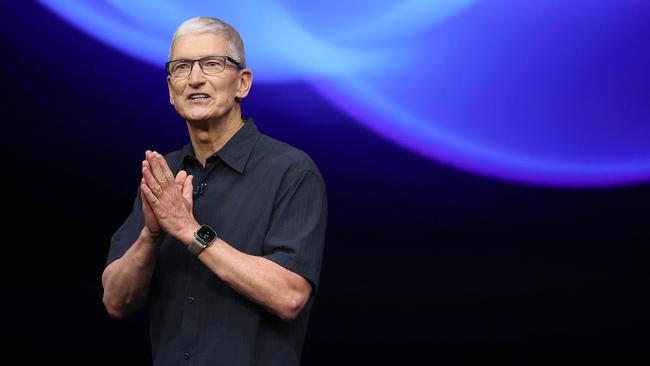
170, 16, 246, 66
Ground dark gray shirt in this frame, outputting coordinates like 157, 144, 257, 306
107, 118, 327, 366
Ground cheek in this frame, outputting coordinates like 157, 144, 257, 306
210, 79, 238, 102
213, 93, 230, 105
169, 86, 183, 105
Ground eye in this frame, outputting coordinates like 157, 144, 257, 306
203, 58, 225, 68
174, 62, 190, 71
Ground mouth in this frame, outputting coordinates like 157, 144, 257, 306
187, 93, 211, 102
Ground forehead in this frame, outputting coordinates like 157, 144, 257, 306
170, 32, 228, 59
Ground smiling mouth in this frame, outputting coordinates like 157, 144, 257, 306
188, 93, 211, 101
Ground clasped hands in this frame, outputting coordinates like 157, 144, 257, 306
140, 150, 198, 244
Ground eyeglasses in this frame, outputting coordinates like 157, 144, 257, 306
165, 56, 245, 78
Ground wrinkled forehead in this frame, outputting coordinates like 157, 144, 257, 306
169, 32, 229, 60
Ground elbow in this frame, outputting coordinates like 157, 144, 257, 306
101, 261, 141, 319
101, 265, 125, 318
277, 298, 304, 321
106, 306, 128, 319
276, 286, 311, 322
103, 294, 129, 319
103, 288, 140, 319
102, 276, 128, 318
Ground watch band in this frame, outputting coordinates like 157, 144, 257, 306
187, 225, 218, 256
187, 237, 207, 256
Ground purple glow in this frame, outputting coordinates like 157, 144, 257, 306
37, 0, 650, 187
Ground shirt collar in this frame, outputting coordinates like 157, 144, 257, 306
181, 118, 260, 174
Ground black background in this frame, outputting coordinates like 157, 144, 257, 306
1, 3, 648, 364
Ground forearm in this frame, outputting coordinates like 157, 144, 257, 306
198, 238, 311, 321
102, 228, 160, 318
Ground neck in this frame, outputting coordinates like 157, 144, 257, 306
187, 110, 245, 166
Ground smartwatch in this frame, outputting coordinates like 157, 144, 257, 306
188, 224, 218, 256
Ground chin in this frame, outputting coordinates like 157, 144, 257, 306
181, 109, 215, 122
185, 116, 213, 124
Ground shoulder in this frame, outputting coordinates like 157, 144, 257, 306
253, 134, 323, 179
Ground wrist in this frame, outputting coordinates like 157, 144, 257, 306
187, 224, 219, 257
181, 222, 201, 246
141, 227, 162, 243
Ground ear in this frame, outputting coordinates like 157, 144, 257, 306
236, 68, 253, 99
166, 75, 175, 106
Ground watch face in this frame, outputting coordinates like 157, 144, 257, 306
197, 225, 217, 243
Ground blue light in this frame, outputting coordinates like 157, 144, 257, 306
38, 0, 650, 187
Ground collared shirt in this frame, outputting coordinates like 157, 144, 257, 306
107, 118, 327, 366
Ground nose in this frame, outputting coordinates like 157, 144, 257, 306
187, 60, 207, 87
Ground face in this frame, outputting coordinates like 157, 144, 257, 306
167, 32, 252, 123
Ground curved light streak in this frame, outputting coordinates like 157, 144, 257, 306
38, 0, 650, 187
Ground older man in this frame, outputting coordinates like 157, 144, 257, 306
102, 16, 327, 365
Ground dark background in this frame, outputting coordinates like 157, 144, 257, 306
1, 2, 648, 364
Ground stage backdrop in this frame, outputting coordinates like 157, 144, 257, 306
1, 1, 648, 364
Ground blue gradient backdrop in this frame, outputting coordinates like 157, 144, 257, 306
38, 0, 650, 187
1, 2, 648, 365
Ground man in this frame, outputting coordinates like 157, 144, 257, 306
102, 16, 327, 365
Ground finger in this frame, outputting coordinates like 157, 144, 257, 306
183, 175, 194, 204
140, 178, 152, 208
157, 153, 175, 183
148, 152, 168, 186
152, 152, 168, 185
142, 160, 162, 195
175, 170, 188, 189
144, 151, 155, 176
140, 179, 159, 205
142, 164, 164, 197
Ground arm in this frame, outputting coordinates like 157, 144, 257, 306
101, 227, 159, 318
190, 229, 312, 321
141, 151, 315, 321
102, 152, 190, 318
203, 241, 311, 321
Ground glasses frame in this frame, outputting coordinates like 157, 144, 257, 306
165, 55, 245, 78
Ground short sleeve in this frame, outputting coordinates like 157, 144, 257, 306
106, 187, 145, 266
263, 170, 328, 294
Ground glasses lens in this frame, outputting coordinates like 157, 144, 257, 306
170, 61, 192, 77
200, 57, 226, 75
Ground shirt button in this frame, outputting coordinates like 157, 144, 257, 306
188, 297, 195, 303
184, 353, 190, 360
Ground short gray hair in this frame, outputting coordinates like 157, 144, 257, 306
170, 16, 246, 66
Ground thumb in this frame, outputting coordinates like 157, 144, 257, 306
175, 170, 188, 189
183, 175, 194, 204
